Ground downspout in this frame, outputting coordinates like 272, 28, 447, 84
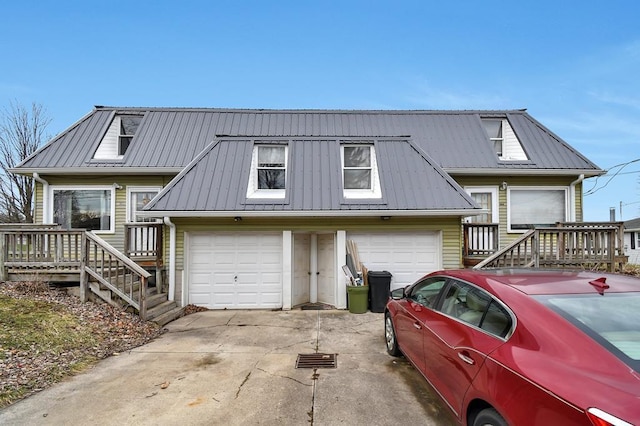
569, 174, 584, 222
33, 173, 49, 223
163, 217, 176, 303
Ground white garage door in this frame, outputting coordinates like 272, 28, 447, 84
347, 231, 441, 290
187, 232, 282, 309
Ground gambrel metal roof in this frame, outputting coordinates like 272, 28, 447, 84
15, 107, 602, 174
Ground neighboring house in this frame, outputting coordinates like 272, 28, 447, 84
624, 217, 640, 264
11, 107, 603, 310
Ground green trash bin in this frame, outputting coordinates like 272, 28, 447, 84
347, 285, 369, 314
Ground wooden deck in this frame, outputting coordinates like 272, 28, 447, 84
0, 225, 182, 324
471, 222, 627, 272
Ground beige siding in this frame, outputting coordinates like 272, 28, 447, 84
453, 175, 585, 248
173, 216, 463, 272
34, 175, 174, 253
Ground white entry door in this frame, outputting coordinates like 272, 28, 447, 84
317, 234, 335, 305
292, 234, 311, 307
187, 232, 282, 309
291, 233, 336, 307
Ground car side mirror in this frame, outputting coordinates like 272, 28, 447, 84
390, 287, 406, 300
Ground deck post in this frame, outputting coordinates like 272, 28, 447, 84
0, 232, 6, 282
79, 232, 88, 302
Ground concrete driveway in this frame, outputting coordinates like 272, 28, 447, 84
0, 310, 456, 425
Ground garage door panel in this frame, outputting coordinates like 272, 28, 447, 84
188, 232, 283, 309
348, 232, 441, 290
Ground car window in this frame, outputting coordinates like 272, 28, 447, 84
440, 279, 512, 338
537, 293, 640, 372
408, 277, 447, 308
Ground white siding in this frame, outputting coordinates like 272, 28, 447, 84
500, 119, 528, 161
93, 117, 121, 159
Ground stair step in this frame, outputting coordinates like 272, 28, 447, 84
147, 300, 179, 320
146, 292, 168, 309
150, 306, 185, 327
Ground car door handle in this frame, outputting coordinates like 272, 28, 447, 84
458, 351, 475, 365
413, 322, 422, 330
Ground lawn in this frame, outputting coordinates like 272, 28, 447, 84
0, 281, 163, 408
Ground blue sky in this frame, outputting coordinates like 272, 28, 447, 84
1, 1, 639, 221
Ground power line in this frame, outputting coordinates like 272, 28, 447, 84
584, 158, 640, 196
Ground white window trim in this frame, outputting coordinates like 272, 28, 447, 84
47, 185, 116, 234
463, 186, 499, 223
126, 186, 163, 223
341, 144, 382, 199
246, 145, 287, 199
507, 186, 569, 233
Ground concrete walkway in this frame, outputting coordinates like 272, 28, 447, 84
0, 310, 455, 425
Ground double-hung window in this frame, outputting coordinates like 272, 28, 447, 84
482, 119, 504, 157
118, 115, 142, 156
127, 187, 161, 223
508, 187, 568, 232
50, 186, 115, 233
247, 144, 287, 198
342, 144, 382, 198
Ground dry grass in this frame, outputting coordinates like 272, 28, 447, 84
621, 263, 640, 277
0, 281, 163, 408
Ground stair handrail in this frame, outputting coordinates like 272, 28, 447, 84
473, 229, 536, 269
474, 224, 626, 271
83, 231, 151, 320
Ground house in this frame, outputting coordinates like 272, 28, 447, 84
11, 107, 603, 310
624, 217, 640, 264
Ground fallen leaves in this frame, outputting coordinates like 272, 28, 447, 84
0, 282, 165, 408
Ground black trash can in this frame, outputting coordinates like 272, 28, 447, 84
368, 271, 392, 313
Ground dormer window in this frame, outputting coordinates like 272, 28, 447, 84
246, 144, 287, 198
93, 113, 143, 160
341, 144, 382, 198
481, 117, 528, 161
118, 115, 142, 155
482, 119, 504, 157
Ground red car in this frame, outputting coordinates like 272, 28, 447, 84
384, 268, 640, 426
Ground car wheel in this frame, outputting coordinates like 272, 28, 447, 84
385, 312, 401, 356
472, 408, 507, 426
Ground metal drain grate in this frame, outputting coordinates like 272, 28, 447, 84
296, 353, 337, 369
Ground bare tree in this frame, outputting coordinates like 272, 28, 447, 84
0, 101, 51, 223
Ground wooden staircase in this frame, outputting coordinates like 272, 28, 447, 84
0, 226, 184, 326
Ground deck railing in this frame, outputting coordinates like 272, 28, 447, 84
463, 223, 499, 257
124, 223, 163, 260
0, 228, 151, 319
474, 222, 627, 272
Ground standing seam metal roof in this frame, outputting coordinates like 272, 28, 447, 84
15, 107, 602, 172
145, 137, 478, 213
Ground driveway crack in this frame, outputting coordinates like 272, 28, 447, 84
235, 370, 252, 399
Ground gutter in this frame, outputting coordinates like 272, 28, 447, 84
32, 173, 49, 223
163, 217, 177, 303
570, 174, 585, 221
139, 208, 487, 219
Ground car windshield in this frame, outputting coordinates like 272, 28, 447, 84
536, 293, 640, 372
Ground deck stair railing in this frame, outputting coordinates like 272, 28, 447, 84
0, 228, 151, 320
83, 232, 151, 320
474, 222, 627, 272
